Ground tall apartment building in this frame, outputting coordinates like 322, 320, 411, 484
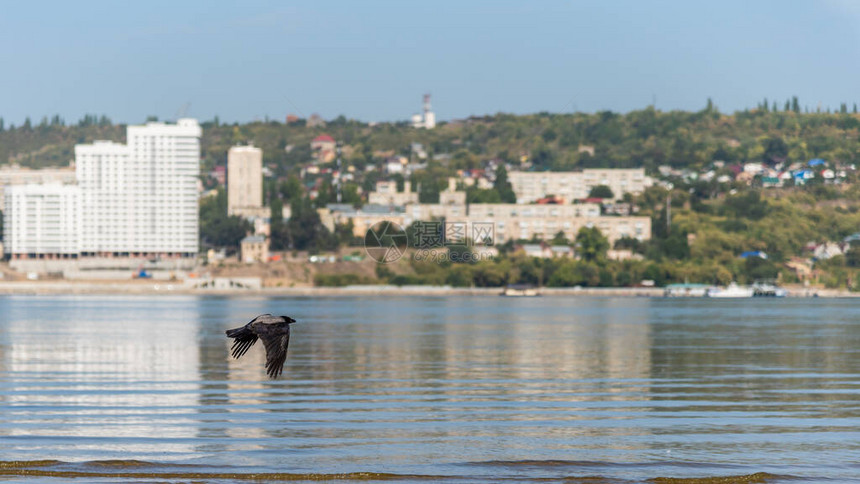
227, 145, 263, 216
75, 119, 201, 257
75, 140, 130, 255
3, 184, 81, 258
509, 168, 652, 203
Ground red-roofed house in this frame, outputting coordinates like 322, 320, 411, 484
311, 134, 337, 163
311, 134, 336, 151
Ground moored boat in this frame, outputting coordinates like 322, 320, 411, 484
501, 284, 539, 297
752, 283, 788, 297
706, 282, 754, 298
664, 283, 710, 297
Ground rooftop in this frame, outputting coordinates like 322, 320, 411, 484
313, 134, 335, 143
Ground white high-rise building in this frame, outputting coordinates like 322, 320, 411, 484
3, 183, 81, 258
76, 118, 201, 257
75, 140, 131, 254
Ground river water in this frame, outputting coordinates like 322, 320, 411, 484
0, 295, 857, 483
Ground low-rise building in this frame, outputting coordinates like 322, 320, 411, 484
518, 243, 552, 258
439, 178, 467, 205
812, 242, 844, 260
240, 235, 268, 263
333, 171, 652, 245
326, 198, 649, 246
367, 180, 419, 206
311, 134, 336, 163
550, 245, 575, 258
384, 157, 407, 174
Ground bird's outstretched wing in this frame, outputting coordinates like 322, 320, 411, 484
226, 325, 258, 359
261, 332, 290, 378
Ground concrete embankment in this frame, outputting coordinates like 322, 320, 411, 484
0, 281, 660, 297
0, 281, 851, 297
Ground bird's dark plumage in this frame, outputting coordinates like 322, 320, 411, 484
225, 314, 296, 378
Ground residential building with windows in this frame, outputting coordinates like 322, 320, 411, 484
76, 119, 201, 257
3, 183, 80, 259
0, 164, 77, 212
325, 197, 650, 245
240, 235, 269, 263
333, 175, 651, 245
509, 168, 653, 203
227, 145, 264, 217
367, 180, 419, 206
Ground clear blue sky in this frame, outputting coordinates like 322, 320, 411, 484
2, 0, 860, 125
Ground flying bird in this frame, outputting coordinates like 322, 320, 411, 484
226, 314, 297, 378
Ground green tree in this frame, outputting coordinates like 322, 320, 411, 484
314, 180, 335, 208
598, 267, 615, 287
269, 197, 288, 251
659, 231, 691, 260
199, 189, 253, 251
448, 244, 477, 264
614, 236, 644, 253
588, 185, 614, 199
575, 226, 609, 262
333, 220, 357, 246
762, 137, 788, 163
471, 263, 508, 287
466, 186, 502, 203
279, 176, 303, 203
642, 263, 668, 286
446, 265, 474, 287
341, 182, 362, 206
283, 197, 335, 251
743, 256, 779, 282
550, 231, 570, 246
547, 260, 599, 287
494, 165, 517, 203
845, 244, 860, 267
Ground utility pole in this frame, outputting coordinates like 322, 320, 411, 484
666, 190, 672, 235
336, 141, 343, 204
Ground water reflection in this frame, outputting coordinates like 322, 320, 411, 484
0, 295, 857, 482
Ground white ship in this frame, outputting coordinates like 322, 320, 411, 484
706, 282, 754, 298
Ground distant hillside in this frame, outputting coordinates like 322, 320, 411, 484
3, 102, 860, 175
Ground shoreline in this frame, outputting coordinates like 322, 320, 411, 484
0, 281, 851, 298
